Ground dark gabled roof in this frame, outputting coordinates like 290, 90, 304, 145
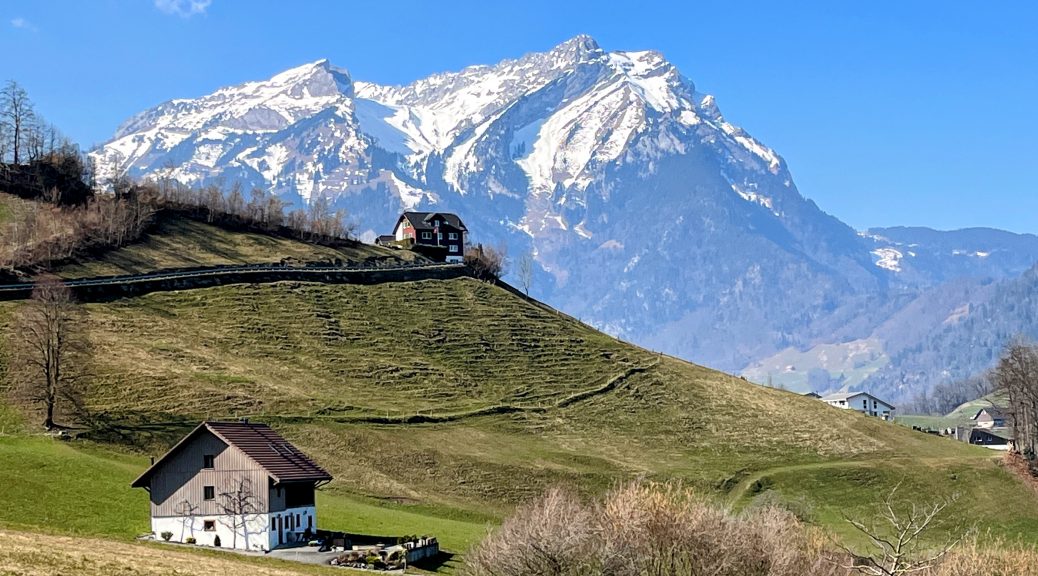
970, 427, 1012, 442
131, 421, 332, 488
398, 212, 467, 232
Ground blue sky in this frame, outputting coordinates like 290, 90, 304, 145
1, 0, 1035, 233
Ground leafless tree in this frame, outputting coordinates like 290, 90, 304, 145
174, 499, 199, 541
993, 340, 1038, 459
218, 476, 259, 549
8, 278, 87, 429
226, 181, 245, 218
839, 483, 962, 576
1, 80, 35, 164
465, 243, 507, 282
517, 251, 534, 296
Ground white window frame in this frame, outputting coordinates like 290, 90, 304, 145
421, 231, 432, 240
448, 232, 458, 240
449, 245, 459, 253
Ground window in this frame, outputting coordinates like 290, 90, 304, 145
271, 520, 276, 533
296, 513, 301, 527
308, 516, 313, 530
203, 486, 215, 500
421, 231, 432, 239
448, 232, 458, 240
203, 454, 215, 469
203, 520, 216, 532
449, 245, 459, 253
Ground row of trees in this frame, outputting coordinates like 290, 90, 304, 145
0, 194, 154, 271
902, 375, 993, 416
140, 175, 356, 243
1, 80, 93, 205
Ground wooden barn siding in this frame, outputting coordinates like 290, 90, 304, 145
149, 430, 271, 517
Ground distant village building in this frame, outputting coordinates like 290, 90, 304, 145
803, 392, 822, 399
969, 427, 1011, 450
820, 392, 895, 420
971, 407, 1007, 429
379, 212, 467, 263
131, 421, 332, 551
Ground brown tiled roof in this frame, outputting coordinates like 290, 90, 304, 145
131, 421, 332, 488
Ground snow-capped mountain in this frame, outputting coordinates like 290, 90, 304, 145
92, 36, 1038, 400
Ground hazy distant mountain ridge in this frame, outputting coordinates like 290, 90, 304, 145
90, 36, 1038, 400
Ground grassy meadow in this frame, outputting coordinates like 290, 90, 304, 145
1, 216, 1038, 572
56, 216, 411, 279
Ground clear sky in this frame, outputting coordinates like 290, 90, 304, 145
1, 0, 1035, 233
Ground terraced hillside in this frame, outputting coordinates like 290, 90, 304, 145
55, 216, 412, 279
3, 274, 1038, 556
2, 214, 1038, 564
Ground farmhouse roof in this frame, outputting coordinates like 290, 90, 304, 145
973, 406, 1007, 420
131, 421, 332, 488
398, 212, 467, 232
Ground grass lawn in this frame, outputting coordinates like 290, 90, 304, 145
0, 528, 360, 576
2, 217, 1038, 572
1, 278, 1033, 557
56, 216, 413, 279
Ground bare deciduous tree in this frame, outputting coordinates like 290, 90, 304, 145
993, 340, 1038, 460
517, 251, 534, 296
1, 80, 35, 164
218, 476, 259, 549
174, 499, 199, 541
839, 483, 962, 576
9, 278, 87, 429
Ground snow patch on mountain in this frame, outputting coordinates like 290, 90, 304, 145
871, 248, 904, 272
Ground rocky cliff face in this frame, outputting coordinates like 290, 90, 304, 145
91, 36, 1038, 400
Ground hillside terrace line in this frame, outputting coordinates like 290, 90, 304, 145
0, 261, 468, 302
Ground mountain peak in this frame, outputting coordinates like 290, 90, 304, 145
266, 58, 353, 98
548, 34, 603, 64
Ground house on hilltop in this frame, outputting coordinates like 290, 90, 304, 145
820, 392, 895, 420
380, 212, 467, 263
131, 420, 332, 551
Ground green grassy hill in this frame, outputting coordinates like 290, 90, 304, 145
2, 214, 1038, 570
56, 215, 413, 279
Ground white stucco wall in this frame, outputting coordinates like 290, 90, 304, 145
151, 505, 316, 552
826, 394, 894, 419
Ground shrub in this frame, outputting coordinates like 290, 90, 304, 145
185, 537, 196, 545
160, 531, 173, 541
747, 489, 816, 522
464, 243, 506, 281
463, 483, 844, 576
463, 482, 1038, 576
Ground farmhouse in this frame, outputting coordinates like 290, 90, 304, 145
969, 427, 1012, 450
384, 211, 467, 263
131, 420, 332, 551
820, 391, 895, 420
972, 406, 1008, 429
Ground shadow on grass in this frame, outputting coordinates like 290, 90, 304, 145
410, 551, 459, 573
